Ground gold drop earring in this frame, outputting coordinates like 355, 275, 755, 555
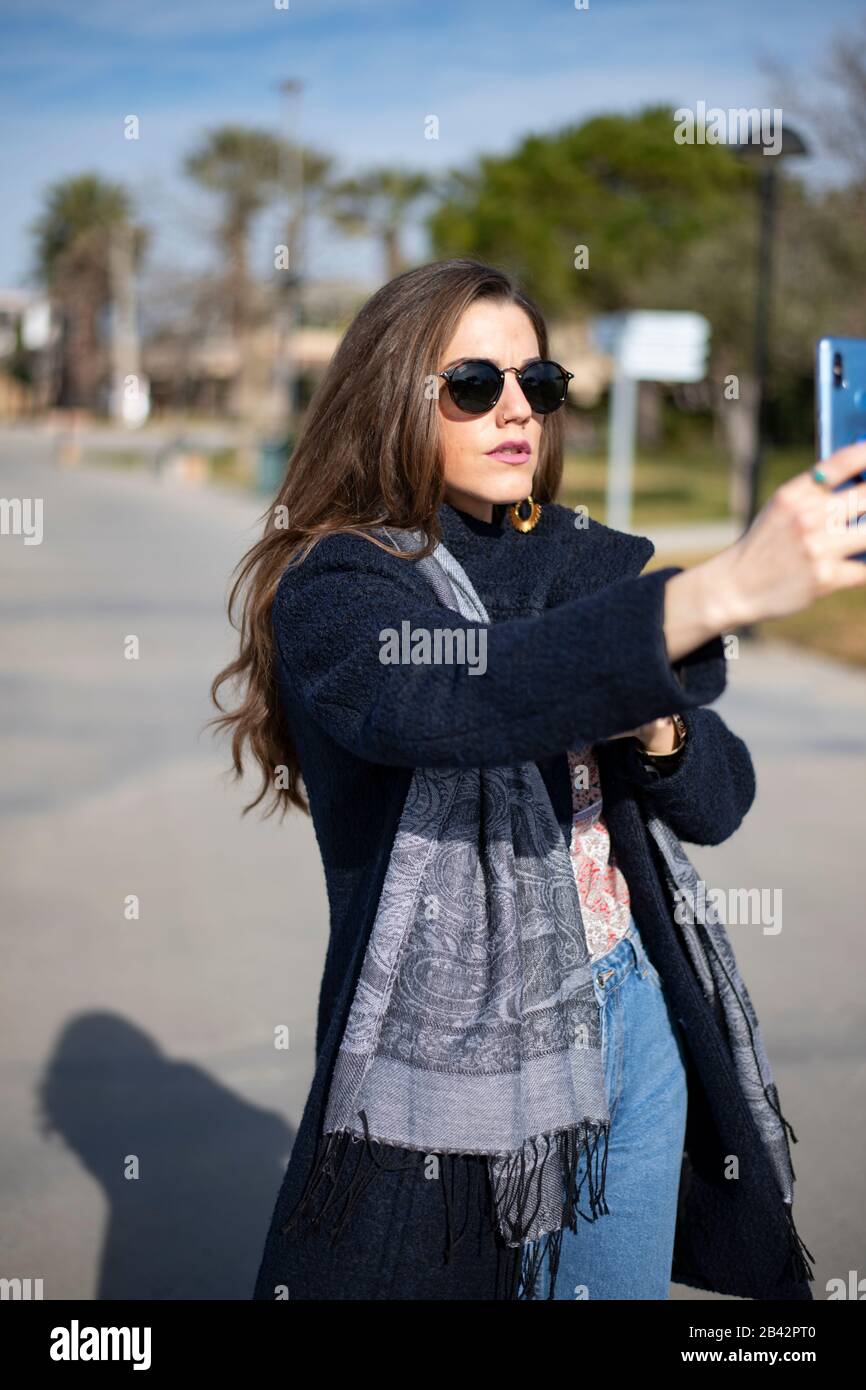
508, 495, 542, 532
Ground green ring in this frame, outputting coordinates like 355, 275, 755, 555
811, 465, 828, 485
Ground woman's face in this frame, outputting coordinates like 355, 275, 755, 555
436, 299, 544, 522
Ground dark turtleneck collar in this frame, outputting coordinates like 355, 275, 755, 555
432, 495, 656, 613
438, 498, 510, 541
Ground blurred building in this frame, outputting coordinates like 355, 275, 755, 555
140, 275, 370, 417
0, 274, 617, 429
0, 289, 58, 418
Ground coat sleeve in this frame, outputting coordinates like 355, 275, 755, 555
607, 706, 757, 846
271, 538, 730, 769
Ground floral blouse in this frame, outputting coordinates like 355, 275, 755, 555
567, 743, 634, 962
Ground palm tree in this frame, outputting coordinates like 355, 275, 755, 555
323, 166, 433, 279
186, 126, 336, 426
186, 127, 288, 421
32, 174, 143, 410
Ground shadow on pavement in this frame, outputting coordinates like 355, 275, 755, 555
36, 1012, 295, 1299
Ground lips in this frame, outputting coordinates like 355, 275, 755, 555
486, 441, 532, 464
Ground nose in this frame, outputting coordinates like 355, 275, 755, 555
497, 368, 533, 422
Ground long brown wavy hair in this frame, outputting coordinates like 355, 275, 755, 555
209, 257, 565, 819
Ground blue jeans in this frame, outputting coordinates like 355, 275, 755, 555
532, 914, 689, 1299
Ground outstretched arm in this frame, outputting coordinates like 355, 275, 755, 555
272, 537, 731, 769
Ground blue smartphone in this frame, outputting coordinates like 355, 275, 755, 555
816, 336, 866, 561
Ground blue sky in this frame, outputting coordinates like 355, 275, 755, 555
0, 0, 860, 290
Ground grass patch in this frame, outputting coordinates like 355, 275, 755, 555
560, 443, 816, 529
89, 449, 151, 469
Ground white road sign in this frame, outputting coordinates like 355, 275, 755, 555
589, 310, 713, 531
591, 310, 710, 383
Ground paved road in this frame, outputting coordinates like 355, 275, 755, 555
1, 429, 863, 1300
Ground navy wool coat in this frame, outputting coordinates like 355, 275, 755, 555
252, 498, 813, 1301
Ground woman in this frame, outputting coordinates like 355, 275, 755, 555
212, 258, 866, 1301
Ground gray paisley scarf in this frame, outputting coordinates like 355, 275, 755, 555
282, 527, 813, 1298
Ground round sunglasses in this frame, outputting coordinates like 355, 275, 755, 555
436, 358, 574, 415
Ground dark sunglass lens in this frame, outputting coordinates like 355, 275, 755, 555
520, 361, 568, 413
447, 360, 502, 413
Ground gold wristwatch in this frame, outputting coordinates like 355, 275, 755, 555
641, 713, 687, 759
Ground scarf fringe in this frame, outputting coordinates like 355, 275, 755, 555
782, 1200, 816, 1287
512, 1121, 611, 1300
279, 1109, 611, 1300
279, 1109, 422, 1246
759, 1081, 815, 1287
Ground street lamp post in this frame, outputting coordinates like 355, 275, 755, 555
280, 79, 303, 442
267, 78, 303, 443
256, 78, 304, 494
733, 119, 809, 534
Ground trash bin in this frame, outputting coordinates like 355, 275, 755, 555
256, 436, 293, 495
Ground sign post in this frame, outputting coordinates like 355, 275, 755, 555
590, 311, 711, 532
